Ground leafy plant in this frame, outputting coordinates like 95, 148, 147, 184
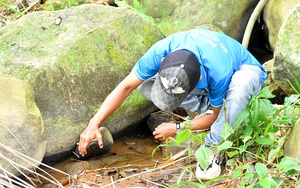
154, 85, 300, 187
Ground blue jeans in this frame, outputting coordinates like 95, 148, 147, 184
205, 64, 263, 145
138, 64, 263, 145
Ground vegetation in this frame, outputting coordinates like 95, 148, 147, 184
1, 0, 300, 187
156, 82, 300, 187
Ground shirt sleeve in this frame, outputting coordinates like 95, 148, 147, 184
133, 35, 176, 81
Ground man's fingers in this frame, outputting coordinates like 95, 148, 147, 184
98, 139, 104, 148
78, 138, 88, 156
97, 133, 104, 149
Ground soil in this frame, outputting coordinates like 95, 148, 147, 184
33, 127, 236, 188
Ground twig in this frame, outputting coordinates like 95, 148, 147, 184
223, 99, 228, 123
0, 120, 28, 155
101, 155, 189, 188
83, 27, 99, 36
85, 163, 156, 173
110, 176, 115, 188
159, 147, 188, 166
173, 113, 186, 121
21, 0, 40, 15
0, 143, 69, 187
159, 141, 200, 167
242, 0, 269, 48
139, 177, 168, 188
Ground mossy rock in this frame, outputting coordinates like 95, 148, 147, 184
0, 4, 163, 163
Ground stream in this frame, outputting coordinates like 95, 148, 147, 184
37, 124, 168, 187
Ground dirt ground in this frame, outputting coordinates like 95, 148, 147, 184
36, 132, 237, 188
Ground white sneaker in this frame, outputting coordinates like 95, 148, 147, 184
196, 149, 222, 180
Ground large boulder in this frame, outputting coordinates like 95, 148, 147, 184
271, 4, 300, 96
0, 75, 46, 175
0, 4, 163, 165
263, 0, 300, 51
125, 0, 260, 41
284, 118, 300, 159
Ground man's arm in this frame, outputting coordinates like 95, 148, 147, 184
153, 107, 221, 141
78, 70, 143, 156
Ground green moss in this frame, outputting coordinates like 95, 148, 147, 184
48, 116, 73, 128
92, 89, 149, 116
106, 41, 129, 72
121, 90, 148, 108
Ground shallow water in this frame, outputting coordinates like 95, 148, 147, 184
37, 125, 165, 187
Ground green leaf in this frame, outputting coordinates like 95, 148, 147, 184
257, 86, 275, 99
244, 171, 254, 181
176, 129, 192, 146
284, 94, 300, 106
194, 145, 210, 171
226, 150, 239, 158
250, 98, 260, 125
254, 137, 272, 145
274, 115, 293, 125
241, 163, 250, 170
114, 0, 131, 8
234, 107, 250, 129
216, 140, 232, 152
242, 135, 252, 143
164, 137, 178, 147
133, 0, 141, 10
242, 125, 253, 136
258, 177, 277, 188
232, 169, 242, 178
226, 159, 236, 166
268, 149, 277, 161
278, 157, 300, 172
192, 132, 207, 143
259, 99, 276, 116
220, 123, 233, 140
255, 162, 268, 178
176, 166, 189, 184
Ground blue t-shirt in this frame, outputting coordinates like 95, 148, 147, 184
133, 28, 267, 108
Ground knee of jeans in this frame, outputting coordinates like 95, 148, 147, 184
229, 73, 261, 97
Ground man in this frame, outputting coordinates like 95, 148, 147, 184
78, 28, 267, 179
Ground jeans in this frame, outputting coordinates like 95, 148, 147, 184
205, 64, 262, 145
138, 64, 263, 145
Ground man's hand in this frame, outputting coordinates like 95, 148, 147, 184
78, 123, 103, 156
153, 122, 177, 141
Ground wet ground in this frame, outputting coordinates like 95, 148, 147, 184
30, 122, 242, 188
35, 124, 202, 187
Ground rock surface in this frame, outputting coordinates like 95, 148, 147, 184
263, 0, 300, 51
126, 0, 260, 42
272, 4, 300, 96
0, 4, 162, 165
0, 75, 46, 175
284, 118, 300, 159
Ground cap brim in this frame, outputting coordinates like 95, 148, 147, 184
151, 77, 189, 112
